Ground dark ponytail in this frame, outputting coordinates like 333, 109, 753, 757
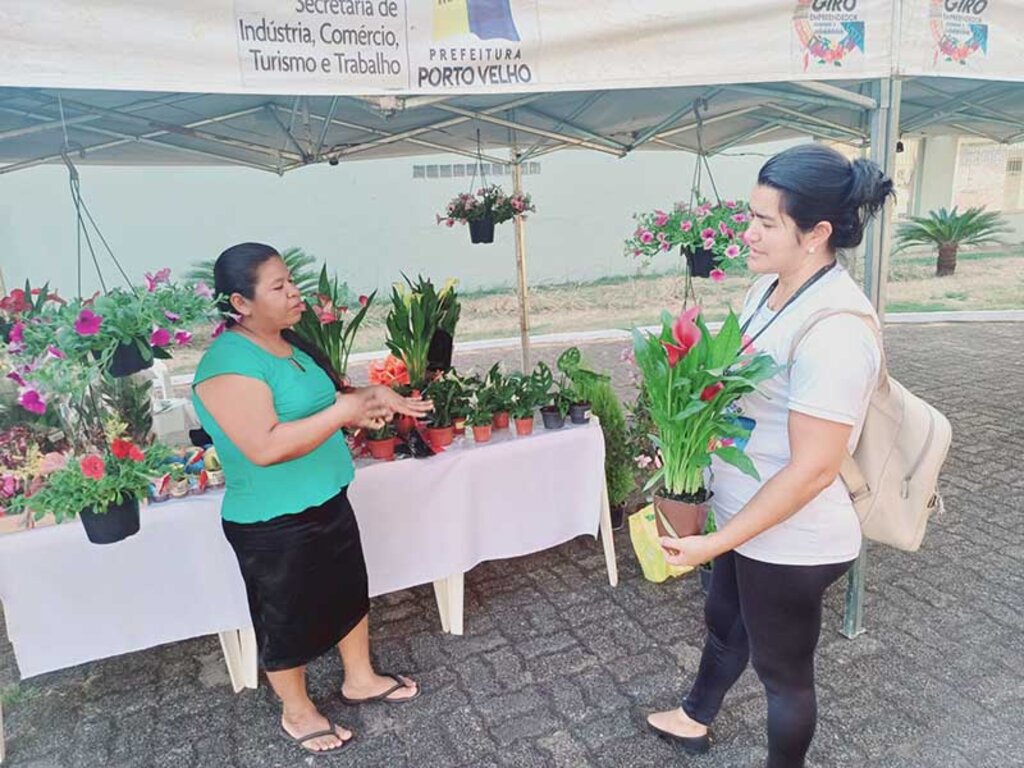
757, 144, 895, 250
213, 242, 346, 392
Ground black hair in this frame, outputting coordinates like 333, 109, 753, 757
213, 242, 346, 391
757, 144, 895, 250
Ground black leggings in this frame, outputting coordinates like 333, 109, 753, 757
682, 550, 853, 768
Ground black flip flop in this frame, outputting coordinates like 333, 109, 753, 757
339, 673, 421, 705
280, 723, 354, 755
647, 721, 712, 755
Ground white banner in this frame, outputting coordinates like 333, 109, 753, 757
897, 0, 1024, 82
0, 0, 897, 96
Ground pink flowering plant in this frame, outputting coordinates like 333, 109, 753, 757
631, 305, 780, 501
292, 265, 375, 381
437, 184, 535, 228
624, 198, 751, 282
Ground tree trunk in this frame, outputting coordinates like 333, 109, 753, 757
936, 243, 958, 277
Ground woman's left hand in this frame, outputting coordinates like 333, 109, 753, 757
659, 534, 720, 567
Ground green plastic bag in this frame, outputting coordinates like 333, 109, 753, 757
628, 504, 694, 583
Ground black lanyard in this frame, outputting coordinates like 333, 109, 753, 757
739, 261, 837, 348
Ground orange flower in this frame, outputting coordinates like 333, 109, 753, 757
368, 355, 410, 387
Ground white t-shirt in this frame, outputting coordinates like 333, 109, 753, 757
709, 265, 881, 566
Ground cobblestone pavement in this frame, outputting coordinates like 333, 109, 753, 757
1, 322, 1022, 768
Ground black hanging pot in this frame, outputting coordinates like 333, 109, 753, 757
469, 216, 495, 244
80, 498, 141, 545
685, 247, 719, 279
108, 339, 153, 377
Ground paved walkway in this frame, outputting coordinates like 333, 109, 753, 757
1, 322, 1022, 767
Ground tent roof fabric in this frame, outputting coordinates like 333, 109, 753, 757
2, 77, 1023, 175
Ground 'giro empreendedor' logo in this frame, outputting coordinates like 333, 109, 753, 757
433, 0, 520, 42
793, 0, 865, 70
931, 0, 988, 65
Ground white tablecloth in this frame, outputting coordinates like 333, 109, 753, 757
0, 421, 605, 679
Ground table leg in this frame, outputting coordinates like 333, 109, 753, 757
598, 484, 619, 587
238, 628, 259, 689
432, 579, 452, 633
218, 629, 246, 694
446, 573, 465, 636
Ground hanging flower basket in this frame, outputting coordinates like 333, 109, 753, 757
437, 185, 536, 246
684, 247, 720, 279
108, 338, 154, 377
468, 216, 496, 244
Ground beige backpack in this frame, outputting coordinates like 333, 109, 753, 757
790, 310, 952, 552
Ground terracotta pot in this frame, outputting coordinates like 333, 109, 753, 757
368, 437, 397, 461
427, 425, 455, 449
653, 492, 711, 539
492, 411, 510, 430
472, 424, 493, 443
453, 417, 467, 436
514, 416, 534, 436
396, 414, 417, 437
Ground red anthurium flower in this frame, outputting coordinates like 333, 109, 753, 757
80, 454, 106, 480
700, 382, 724, 402
661, 307, 702, 367
128, 445, 145, 462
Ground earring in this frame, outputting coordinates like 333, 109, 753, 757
808, 247, 816, 254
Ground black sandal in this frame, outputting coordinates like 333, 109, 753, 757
280, 723, 354, 754
339, 673, 421, 705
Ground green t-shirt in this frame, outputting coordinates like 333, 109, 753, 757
192, 331, 354, 524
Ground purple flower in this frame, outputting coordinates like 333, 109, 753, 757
701, 227, 716, 239
164, 310, 180, 323
174, 330, 193, 346
725, 200, 737, 209
725, 244, 741, 259
6, 370, 26, 387
74, 309, 103, 336
45, 345, 66, 360
211, 321, 227, 339
8, 322, 24, 345
194, 281, 214, 299
703, 237, 716, 249
710, 269, 727, 283
17, 387, 46, 415
639, 230, 654, 244
731, 213, 748, 224
653, 210, 669, 227
680, 220, 693, 232
150, 328, 172, 347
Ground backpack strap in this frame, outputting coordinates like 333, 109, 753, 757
788, 308, 888, 503
787, 308, 889, 392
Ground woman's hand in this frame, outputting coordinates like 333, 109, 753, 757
659, 534, 720, 568
334, 387, 432, 427
366, 385, 433, 420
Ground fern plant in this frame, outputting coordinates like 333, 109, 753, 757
894, 206, 1010, 277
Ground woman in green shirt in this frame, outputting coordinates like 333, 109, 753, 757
193, 243, 432, 755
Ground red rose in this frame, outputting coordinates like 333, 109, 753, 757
128, 445, 145, 462
80, 454, 106, 480
110, 439, 133, 460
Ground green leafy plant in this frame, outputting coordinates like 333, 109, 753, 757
423, 372, 463, 428
438, 185, 536, 226
367, 422, 395, 441
632, 306, 781, 500
292, 265, 375, 380
187, 246, 321, 295
894, 206, 1011, 277
557, 346, 607, 405
13, 431, 170, 523
576, 377, 636, 509
479, 363, 519, 415
465, 401, 494, 428
385, 275, 458, 387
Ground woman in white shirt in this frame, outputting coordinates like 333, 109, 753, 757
647, 144, 893, 768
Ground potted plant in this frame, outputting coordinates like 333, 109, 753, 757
556, 346, 606, 424
480, 364, 517, 430
423, 373, 462, 449
894, 205, 1010, 277
167, 462, 190, 499
466, 403, 494, 444
438, 184, 536, 244
624, 198, 751, 281
540, 380, 572, 430
204, 446, 225, 486
366, 422, 398, 461
580, 378, 637, 531
16, 429, 170, 544
292, 264, 375, 381
632, 305, 780, 542
385, 275, 458, 388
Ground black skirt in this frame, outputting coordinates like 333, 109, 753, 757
222, 487, 370, 671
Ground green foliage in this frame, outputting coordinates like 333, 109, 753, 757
187, 246, 321, 295
581, 379, 636, 508
895, 206, 1011, 252
423, 372, 463, 428
385, 275, 458, 387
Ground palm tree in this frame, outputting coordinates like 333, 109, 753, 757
186, 247, 321, 295
894, 206, 1010, 277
